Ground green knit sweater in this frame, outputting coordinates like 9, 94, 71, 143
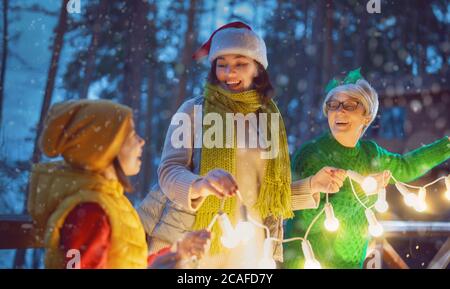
284, 132, 450, 269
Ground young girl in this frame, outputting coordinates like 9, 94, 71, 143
284, 69, 450, 268
139, 22, 317, 268
28, 100, 209, 268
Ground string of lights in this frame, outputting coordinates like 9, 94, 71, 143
196, 171, 450, 269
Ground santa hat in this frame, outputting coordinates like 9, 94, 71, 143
193, 21, 268, 69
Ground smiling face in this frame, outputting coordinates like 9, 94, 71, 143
215, 54, 259, 92
117, 120, 145, 176
326, 93, 371, 147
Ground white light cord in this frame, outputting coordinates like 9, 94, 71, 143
390, 174, 421, 189
199, 172, 448, 269
423, 176, 447, 188
248, 214, 271, 239
207, 213, 219, 231
278, 236, 305, 244
349, 178, 370, 209
391, 174, 447, 190
304, 206, 326, 240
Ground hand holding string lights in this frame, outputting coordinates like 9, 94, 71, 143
207, 190, 256, 250
296, 170, 450, 268
205, 190, 302, 269
203, 171, 450, 269
392, 174, 450, 212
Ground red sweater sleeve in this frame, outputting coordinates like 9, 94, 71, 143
147, 247, 172, 268
60, 202, 111, 269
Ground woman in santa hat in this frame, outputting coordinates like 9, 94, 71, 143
139, 22, 317, 268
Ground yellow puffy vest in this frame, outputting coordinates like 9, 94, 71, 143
28, 162, 148, 269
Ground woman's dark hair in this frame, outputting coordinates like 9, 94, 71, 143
207, 59, 274, 104
113, 158, 134, 193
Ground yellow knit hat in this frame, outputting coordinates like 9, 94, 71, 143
39, 100, 133, 172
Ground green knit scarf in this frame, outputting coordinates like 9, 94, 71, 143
192, 83, 293, 254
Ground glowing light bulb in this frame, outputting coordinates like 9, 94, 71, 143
365, 208, 383, 237
258, 257, 277, 269
445, 176, 450, 201
414, 202, 427, 212
404, 193, 418, 207
218, 213, 239, 248
396, 183, 418, 207
235, 221, 255, 243
374, 188, 389, 213
368, 223, 384, 237
362, 176, 378, 195
304, 258, 322, 269
414, 188, 427, 212
301, 240, 321, 269
324, 203, 339, 232
235, 205, 255, 243
236, 205, 255, 243
347, 170, 378, 195
258, 238, 276, 269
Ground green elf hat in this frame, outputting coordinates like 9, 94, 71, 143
324, 67, 364, 94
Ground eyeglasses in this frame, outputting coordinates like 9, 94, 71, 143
326, 100, 360, 112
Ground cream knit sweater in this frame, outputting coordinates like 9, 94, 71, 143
149, 98, 319, 268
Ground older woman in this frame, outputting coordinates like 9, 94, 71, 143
283, 69, 450, 269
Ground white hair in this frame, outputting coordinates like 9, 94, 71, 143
322, 79, 379, 133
